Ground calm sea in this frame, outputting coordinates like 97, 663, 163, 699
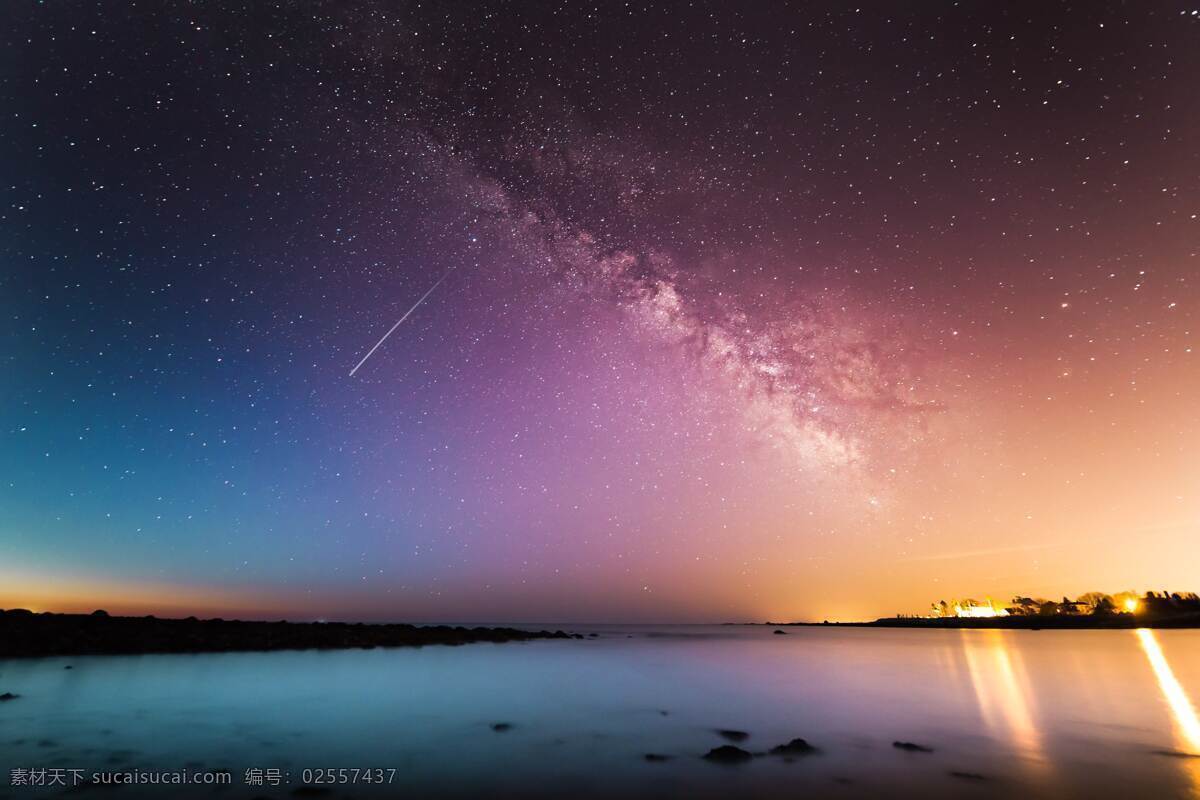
2, 625, 1199, 798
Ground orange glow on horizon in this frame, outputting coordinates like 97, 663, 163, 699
0, 575, 294, 621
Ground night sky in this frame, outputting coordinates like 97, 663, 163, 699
3, 2, 1198, 622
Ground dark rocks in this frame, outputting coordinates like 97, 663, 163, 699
1154, 750, 1200, 759
105, 750, 135, 765
769, 738, 816, 756
643, 753, 671, 762
0, 692, 18, 701
893, 741, 934, 753
0, 611, 576, 658
702, 745, 754, 763
491, 722, 513, 732
949, 771, 988, 782
716, 729, 749, 742
91, 610, 109, 618
773, 629, 788, 635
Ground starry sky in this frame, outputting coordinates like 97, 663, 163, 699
2, 2, 1198, 623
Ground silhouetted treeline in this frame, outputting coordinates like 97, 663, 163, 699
930, 590, 1200, 619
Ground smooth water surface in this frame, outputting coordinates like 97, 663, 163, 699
2, 626, 1200, 798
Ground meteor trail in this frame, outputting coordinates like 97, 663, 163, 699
348, 269, 452, 377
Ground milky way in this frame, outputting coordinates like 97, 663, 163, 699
2, 2, 1197, 621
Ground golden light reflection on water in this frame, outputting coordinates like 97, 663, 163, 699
960, 630, 1049, 779
1136, 628, 1200, 796
1136, 629, 1200, 753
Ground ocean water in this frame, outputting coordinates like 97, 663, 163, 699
2, 625, 1199, 799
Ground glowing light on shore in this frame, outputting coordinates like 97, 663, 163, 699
1136, 628, 1200, 754
1125, 597, 1140, 613
930, 598, 1009, 618
955, 603, 1007, 618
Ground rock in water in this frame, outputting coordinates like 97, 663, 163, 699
949, 771, 988, 782
702, 745, 754, 763
1153, 750, 1200, 759
893, 741, 934, 753
769, 738, 816, 756
491, 722, 513, 732
643, 753, 671, 762
773, 629, 788, 635
716, 729, 750, 742
0, 692, 19, 701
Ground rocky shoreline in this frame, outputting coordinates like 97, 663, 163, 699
0, 608, 579, 658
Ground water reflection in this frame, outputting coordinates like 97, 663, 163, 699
959, 629, 1054, 791
960, 630, 1044, 757
1136, 629, 1200, 795
1136, 629, 1200, 753
2, 626, 1199, 798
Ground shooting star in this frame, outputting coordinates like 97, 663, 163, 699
348, 269, 452, 377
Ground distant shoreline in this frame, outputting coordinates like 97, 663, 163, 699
751, 614, 1200, 630
0, 608, 580, 658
